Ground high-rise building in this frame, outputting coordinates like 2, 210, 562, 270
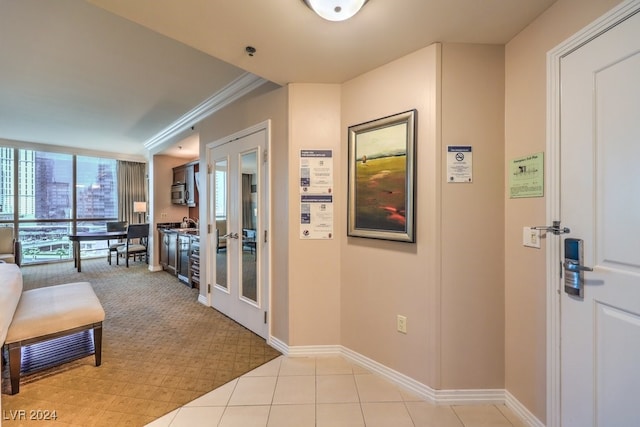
35, 155, 71, 219
18, 149, 36, 219
0, 147, 14, 220
77, 161, 116, 219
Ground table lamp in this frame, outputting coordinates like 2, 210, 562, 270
133, 202, 147, 224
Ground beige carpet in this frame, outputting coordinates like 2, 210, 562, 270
1, 258, 280, 426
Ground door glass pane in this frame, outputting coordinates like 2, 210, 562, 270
215, 159, 228, 289
240, 150, 258, 303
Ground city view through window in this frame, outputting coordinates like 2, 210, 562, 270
0, 147, 118, 264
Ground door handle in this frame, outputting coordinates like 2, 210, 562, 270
220, 232, 239, 239
532, 220, 570, 235
563, 261, 593, 273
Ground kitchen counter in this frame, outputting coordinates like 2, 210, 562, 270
157, 222, 199, 235
173, 228, 199, 235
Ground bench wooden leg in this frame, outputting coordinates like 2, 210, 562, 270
8, 342, 22, 395
93, 322, 103, 367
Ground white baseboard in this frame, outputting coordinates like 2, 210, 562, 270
505, 390, 545, 427
197, 294, 208, 306
148, 264, 163, 272
288, 345, 342, 357
272, 339, 543, 426
268, 336, 288, 355
341, 346, 504, 405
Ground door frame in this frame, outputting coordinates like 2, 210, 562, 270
205, 119, 272, 340
545, 1, 640, 425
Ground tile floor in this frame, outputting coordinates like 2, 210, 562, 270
146, 355, 527, 427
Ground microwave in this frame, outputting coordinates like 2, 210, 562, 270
171, 183, 186, 205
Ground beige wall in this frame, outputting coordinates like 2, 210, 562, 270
339, 42, 505, 390
440, 43, 505, 390
341, 45, 441, 386
194, 42, 506, 393
195, 82, 291, 342
504, 0, 623, 420
287, 84, 342, 345
185, 0, 627, 417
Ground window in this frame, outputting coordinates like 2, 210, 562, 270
20, 151, 72, 220
76, 156, 117, 220
0, 146, 123, 264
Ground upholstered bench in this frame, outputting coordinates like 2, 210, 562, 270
3, 282, 105, 395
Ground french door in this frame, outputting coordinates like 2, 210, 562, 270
207, 124, 269, 339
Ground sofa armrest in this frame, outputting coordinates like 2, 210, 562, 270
14, 240, 21, 267
0, 263, 23, 345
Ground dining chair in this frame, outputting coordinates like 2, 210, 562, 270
106, 221, 128, 265
117, 223, 149, 267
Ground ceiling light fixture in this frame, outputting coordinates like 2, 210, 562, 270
303, 0, 368, 22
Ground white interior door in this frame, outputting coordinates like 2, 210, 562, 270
207, 127, 268, 339
560, 10, 640, 426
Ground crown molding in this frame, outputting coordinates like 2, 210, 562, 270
144, 72, 268, 152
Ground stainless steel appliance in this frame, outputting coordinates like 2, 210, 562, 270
189, 237, 200, 289
177, 234, 190, 284
171, 183, 186, 205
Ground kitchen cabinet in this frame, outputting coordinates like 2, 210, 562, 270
159, 229, 177, 275
173, 166, 186, 185
158, 226, 199, 287
184, 164, 196, 207
172, 163, 198, 207
159, 229, 168, 267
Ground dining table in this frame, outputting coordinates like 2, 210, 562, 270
68, 231, 128, 272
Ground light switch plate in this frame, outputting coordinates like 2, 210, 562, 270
397, 315, 407, 334
523, 226, 541, 249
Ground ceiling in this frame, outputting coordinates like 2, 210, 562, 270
0, 0, 557, 160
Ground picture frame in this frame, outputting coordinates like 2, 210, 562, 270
347, 109, 416, 242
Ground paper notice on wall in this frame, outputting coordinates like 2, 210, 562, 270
447, 146, 473, 183
509, 152, 544, 198
300, 150, 333, 194
300, 149, 334, 239
300, 195, 333, 239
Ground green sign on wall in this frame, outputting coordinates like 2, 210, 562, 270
509, 152, 544, 198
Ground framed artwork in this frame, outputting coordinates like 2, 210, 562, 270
347, 109, 416, 242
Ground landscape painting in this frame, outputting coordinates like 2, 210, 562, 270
347, 110, 416, 242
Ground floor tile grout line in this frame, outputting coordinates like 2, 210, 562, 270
401, 398, 418, 427
264, 367, 281, 426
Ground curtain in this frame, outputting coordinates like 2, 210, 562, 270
117, 161, 147, 224
242, 174, 254, 230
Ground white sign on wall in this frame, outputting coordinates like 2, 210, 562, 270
300, 149, 333, 194
300, 194, 333, 239
300, 150, 334, 239
447, 145, 473, 183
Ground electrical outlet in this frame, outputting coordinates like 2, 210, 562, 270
160, 212, 168, 219
397, 315, 407, 334
523, 226, 541, 249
